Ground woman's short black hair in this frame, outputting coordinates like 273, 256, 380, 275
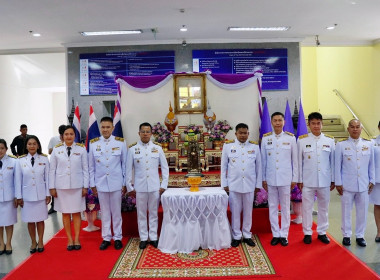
25, 135, 42, 155
0, 139, 8, 150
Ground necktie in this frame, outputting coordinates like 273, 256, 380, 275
67, 147, 71, 156
31, 157, 35, 167
0, 161, 2, 169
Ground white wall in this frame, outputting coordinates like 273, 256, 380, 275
0, 53, 66, 153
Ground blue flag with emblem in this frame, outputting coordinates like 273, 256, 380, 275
296, 100, 308, 139
259, 100, 272, 139
284, 100, 295, 134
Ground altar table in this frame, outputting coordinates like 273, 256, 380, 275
158, 187, 231, 254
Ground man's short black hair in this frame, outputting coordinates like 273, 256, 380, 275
235, 123, 249, 131
271, 112, 284, 119
139, 122, 152, 131
100, 116, 113, 124
308, 112, 323, 122
20, 124, 27, 129
58, 124, 66, 136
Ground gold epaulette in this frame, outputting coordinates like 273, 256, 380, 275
76, 143, 85, 148
325, 134, 334, 139
18, 154, 27, 158
90, 137, 99, 144
362, 137, 371, 141
55, 143, 63, 148
338, 138, 348, 142
225, 140, 234, 144
249, 140, 258, 145
115, 137, 124, 142
128, 142, 137, 148
263, 132, 272, 137
154, 141, 162, 147
8, 154, 17, 159
41, 153, 48, 157
298, 134, 308, 139
285, 131, 294, 136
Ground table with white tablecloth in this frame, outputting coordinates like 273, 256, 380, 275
158, 187, 231, 254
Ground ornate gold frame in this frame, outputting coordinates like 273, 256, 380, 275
173, 73, 206, 114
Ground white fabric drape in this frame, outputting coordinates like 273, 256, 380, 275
158, 187, 231, 254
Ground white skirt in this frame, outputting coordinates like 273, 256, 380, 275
21, 200, 48, 223
0, 201, 17, 226
369, 183, 380, 205
55, 188, 85, 213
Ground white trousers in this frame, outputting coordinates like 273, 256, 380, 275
136, 191, 160, 241
302, 187, 330, 235
229, 191, 254, 240
268, 186, 290, 238
341, 191, 369, 238
98, 191, 122, 241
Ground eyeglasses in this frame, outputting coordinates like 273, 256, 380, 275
139, 130, 152, 134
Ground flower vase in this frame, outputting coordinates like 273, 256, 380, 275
213, 140, 222, 149
291, 201, 302, 224
162, 142, 169, 151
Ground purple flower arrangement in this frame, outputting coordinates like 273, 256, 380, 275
209, 130, 226, 141
152, 122, 174, 143
209, 120, 232, 141
121, 194, 136, 212
254, 189, 268, 207
291, 185, 302, 202
85, 188, 100, 213
183, 124, 201, 135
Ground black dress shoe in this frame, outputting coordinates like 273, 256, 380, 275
74, 245, 81, 250
356, 238, 367, 247
271, 237, 280, 246
342, 237, 351, 246
139, 241, 148, 249
318, 234, 330, 244
0, 248, 5, 255
37, 246, 44, 253
99, 240, 111, 250
5, 249, 12, 255
48, 208, 56, 215
150, 240, 159, 248
279, 238, 288, 246
375, 237, 380, 243
243, 238, 256, 247
67, 245, 74, 251
303, 235, 312, 244
30, 247, 37, 254
231, 239, 241, 247
114, 240, 123, 250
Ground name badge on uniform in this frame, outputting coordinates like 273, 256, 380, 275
282, 142, 290, 146
7, 167, 13, 169
112, 147, 120, 151
248, 150, 255, 154
39, 163, 45, 165
74, 153, 80, 156
152, 148, 158, 153
362, 146, 369, 151
323, 145, 330, 148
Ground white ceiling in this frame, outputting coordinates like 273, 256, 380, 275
1, 0, 379, 53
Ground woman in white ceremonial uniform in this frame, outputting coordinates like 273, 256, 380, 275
15, 135, 50, 253
49, 125, 89, 251
0, 139, 18, 255
370, 121, 380, 242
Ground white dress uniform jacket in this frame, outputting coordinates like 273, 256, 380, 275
0, 155, 18, 202
89, 136, 127, 192
298, 133, 335, 187
335, 137, 375, 192
261, 131, 298, 186
221, 139, 262, 192
49, 143, 89, 190
15, 154, 50, 201
126, 140, 169, 193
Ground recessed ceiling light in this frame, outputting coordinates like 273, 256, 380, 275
326, 24, 337, 30
32, 33, 41, 37
228, 26, 290, 31
80, 30, 142, 36
180, 25, 187, 32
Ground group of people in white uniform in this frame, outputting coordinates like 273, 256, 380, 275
221, 112, 379, 249
1, 112, 380, 257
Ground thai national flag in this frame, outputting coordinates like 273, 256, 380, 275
85, 105, 101, 152
73, 104, 81, 143
112, 103, 123, 138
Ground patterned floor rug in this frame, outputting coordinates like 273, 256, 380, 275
109, 235, 275, 279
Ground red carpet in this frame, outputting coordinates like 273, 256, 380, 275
4, 219, 379, 280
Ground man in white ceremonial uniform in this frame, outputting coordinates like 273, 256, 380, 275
89, 117, 127, 251
126, 122, 169, 249
261, 112, 298, 246
298, 112, 335, 245
221, 123, 262, 247
335, 119, 375, 247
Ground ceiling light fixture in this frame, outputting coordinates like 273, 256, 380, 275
80, 30, 142, 36
29, 31, 41, 37
180, 25, 187, 32
228, 26, 290, 31
326, 24, 338, 30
